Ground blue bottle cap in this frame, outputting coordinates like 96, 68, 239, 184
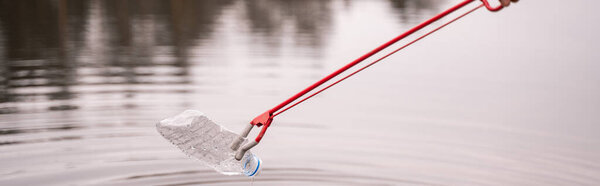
242, 153, 261, 177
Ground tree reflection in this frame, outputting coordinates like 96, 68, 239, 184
0, 0, 89, 113
0, 0, 441, 113
388, 0, 442, 23
242, 0, 333, 49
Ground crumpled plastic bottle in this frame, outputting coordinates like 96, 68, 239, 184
156, 110, 261, 176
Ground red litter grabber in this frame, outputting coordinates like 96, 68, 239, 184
231, 0, 504, 160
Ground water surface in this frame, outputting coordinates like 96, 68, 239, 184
1, 0, 599, 185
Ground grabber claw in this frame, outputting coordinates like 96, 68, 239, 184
230, 111, 273, 160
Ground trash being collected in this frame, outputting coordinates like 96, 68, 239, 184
157, 0, 505, 176
156, 110, 261, 176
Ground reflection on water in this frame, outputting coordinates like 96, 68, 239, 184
388, 0, 441, 23
0, 0, 344, 113
1, 0, 600, 185
0, 0, 444, 114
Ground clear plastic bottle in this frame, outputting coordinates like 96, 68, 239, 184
157, 110, 261, 176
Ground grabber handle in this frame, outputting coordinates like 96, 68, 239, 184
480, 0, 504, 12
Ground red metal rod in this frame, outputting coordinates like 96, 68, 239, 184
267, 0, 476, 115
249, 0, 503, 143
273, 4, 485, 118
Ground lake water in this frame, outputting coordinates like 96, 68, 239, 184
1, 0, 599, 185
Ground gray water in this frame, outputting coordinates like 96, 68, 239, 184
1, 0, 599, 185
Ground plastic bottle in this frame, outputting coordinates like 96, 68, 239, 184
156, 110, 261, 176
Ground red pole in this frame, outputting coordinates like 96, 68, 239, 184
267, 0, 476, 115
248, 0, 503, 143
